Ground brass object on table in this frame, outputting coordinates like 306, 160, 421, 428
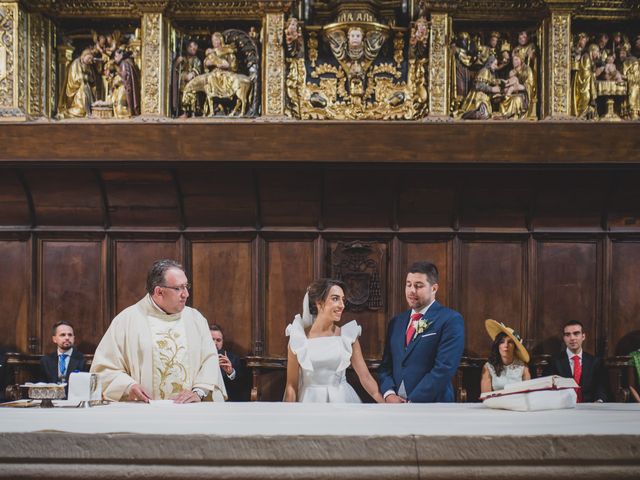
24, 384, 66, 408
597, 80, 627, 121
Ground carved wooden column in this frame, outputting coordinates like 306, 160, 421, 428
543, 0, 581, 119
427, 11, 451, 119
0, 0, 27, 120
26, 11, 54, 118
262, 8, 286, 117
133, 0, 169, 117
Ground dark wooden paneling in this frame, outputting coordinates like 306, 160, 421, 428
259, 169, 321, 227
0, 172, 31, 226
534, 241, 599, 356
113, 239, 180, 316
327, 240, 388, 359
0, 240, 30, 351
324, 171, 394, 229
533, 174, 604, 230
608, 172, 640, 231
191, 240, 253, 356
459, 241, 525, 358
179, 168, 257, 228
24, 169, 103, 226
102, 170, 180, 227
397, 174, 455, 229
265, 241, 314, 357
39, 240, 103, 354
402, 240, 451, 311
2, 123, 640, 164
459, 173, 531, 230
610, 241, 640, 356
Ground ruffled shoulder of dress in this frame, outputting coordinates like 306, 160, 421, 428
285, 314, 313, 371
336, 320, 361, 372
340, 320, 362, 345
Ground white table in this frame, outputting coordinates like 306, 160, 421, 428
1, 402, 639, 479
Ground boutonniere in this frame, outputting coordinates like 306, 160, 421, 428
414, 319, 433, 335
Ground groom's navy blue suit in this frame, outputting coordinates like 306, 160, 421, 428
378, 301, 464, 402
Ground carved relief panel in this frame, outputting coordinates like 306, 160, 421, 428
55, 20, 141, 119
169, 20, 261, 117
570, 22, 640, 121
451, 23, 542, 120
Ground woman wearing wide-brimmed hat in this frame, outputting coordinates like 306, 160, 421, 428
481, 319, 531, 394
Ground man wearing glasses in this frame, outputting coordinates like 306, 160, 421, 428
91, 259, 226, 403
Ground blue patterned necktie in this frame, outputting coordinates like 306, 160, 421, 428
59, 353, 68, 378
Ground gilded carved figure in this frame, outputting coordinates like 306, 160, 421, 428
57, 49, 97, 118
497, 54, 535, 119
171, 40, 203, 117
450, 32, 474, 110
407, 17, 429, 115
572, 43, 603, 119
181, 31, 257, 117
457, 56, 501, 120
109, 48, 141, 118
620, 45, 640, 120
284, 17, 306, 118
511, 30, 538, 119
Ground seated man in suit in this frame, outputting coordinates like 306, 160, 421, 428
210, 324, 246, 401
40, 321, 86, 389
545, 320, 608, 403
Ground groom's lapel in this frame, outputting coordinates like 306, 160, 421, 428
402, 301, 441, 362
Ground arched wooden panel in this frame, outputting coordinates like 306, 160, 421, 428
102, 170, 180, 227
178, 167, 257, 228
24, 169, 103, 226
0, 171, 31, 226
0, 239, 30, 351
610, 240, 640, 356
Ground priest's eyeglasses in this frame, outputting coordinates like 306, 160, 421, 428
160, 283, 191, 292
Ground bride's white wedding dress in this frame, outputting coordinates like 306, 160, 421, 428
285, 316, 362, 403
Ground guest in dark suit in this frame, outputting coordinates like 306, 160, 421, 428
378, 261, 465, 403
0, 347, 10, 402
545, 320, 608, 403
210, 324, 246, 401
40, 321, 86, 388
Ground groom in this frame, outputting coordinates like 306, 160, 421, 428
378, 261, 464, 403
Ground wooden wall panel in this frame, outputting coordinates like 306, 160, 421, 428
25, 169, 103, 226
534, 241, 599, 356
397, 175, 455, 229
113, 239, 180, 316
0, 240, 30, 351
265, 241, 314, 357
402, 240, 451, 310
459, 241, 525, 358
191, 241, 253, 356
323, 171, 394, 229
327, 240, 388, 359
609, 241, 640, 356
259, 169, 321, 227
0, 172, 30, 226
102, 170, 180, 227
39, 240, 103, 354
179, 168, 257, 227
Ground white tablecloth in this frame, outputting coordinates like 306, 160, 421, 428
1, 401, 638, 436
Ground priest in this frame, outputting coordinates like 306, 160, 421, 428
91, 259, 226, 403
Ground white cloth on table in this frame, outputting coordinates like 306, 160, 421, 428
286, 317, 362, 403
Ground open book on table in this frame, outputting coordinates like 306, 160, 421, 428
480, 375, 578, 401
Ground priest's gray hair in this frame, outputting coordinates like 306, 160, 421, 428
146, 259, 185, 294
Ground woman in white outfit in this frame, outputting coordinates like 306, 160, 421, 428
481, 319, 531, 394
283, 279, 384, 403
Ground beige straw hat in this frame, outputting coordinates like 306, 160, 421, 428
484, 319, 530, 363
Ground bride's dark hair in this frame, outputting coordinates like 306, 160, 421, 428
307, 278, 347, 315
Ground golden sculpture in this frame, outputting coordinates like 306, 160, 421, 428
497, 54, 535, 119
511, 31, 538, 120
457, 56, 501, 120
57, 49, 97, 118
181, 32, 254, 117
621, 45, 640, 120
171, 40, 203, 117
572, 44, 603, 119
284, 17, 306, 118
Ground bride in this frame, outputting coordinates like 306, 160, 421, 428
283, 278, 383, 403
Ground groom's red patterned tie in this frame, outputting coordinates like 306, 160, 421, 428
406, 313, 422, 346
